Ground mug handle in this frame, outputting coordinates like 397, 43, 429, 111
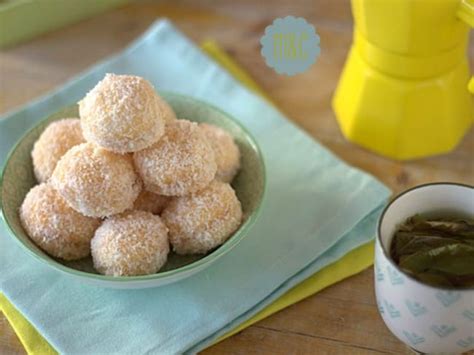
457, 0, 474, 93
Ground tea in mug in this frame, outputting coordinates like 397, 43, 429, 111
390, 214, 474, 288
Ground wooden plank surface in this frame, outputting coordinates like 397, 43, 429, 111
1, 1, 473, 354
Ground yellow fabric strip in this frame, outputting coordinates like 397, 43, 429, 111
0, 41, 375, 354
0, 294, 57, 355
201, 40, 270, 99
215, 242, 374, 343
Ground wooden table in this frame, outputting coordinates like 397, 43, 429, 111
1, 1, 473, 354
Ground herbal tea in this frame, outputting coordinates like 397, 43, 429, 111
390, 214, 474, 288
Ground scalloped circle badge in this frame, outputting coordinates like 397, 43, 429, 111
260, 16, 320, 75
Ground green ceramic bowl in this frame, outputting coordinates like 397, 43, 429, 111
0, 93, 266, 289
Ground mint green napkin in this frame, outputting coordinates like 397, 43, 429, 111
0, 20, 390, 354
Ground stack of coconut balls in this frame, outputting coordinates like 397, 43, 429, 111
20, 73, 243, 277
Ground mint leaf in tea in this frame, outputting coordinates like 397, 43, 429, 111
390, 215, 474, 288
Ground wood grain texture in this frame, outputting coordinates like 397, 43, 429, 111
0, 314, 26, 355
1, 0, 473, 354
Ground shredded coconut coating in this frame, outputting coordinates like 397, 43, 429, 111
79, 73, 166, 153
156, 95, 177, 124
19, 183, 100, 260
51, 142, 142, 217
91, 210, 169, 276
199, 123, 241, 183
162, 180, 242, 255
32, 118, 85, 183
133, 119, 217, 196
133, 190, 171, 215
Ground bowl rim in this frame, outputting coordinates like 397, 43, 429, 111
376, 181, 474, 292
0, 92, 267, 283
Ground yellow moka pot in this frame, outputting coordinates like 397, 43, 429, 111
333, 0, 474, 160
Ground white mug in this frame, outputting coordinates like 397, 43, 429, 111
375, 183, 474, 354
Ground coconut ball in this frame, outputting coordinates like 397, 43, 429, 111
134, 119, 217, 196
20, 183, 100, 260
79, 73, 166, 153
31, 118, 85, 183
133, 190, 171, 215
91, 210, 169, 276
199, 123, 241, 183
51, 142, 141, 217
157, 95, 177, 124
162, 180, 242, 255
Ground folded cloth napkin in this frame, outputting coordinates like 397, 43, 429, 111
0, 294, 56, 355
0, 40, 379, 355
0, 20, 390, 354
0, 244, 375, 355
